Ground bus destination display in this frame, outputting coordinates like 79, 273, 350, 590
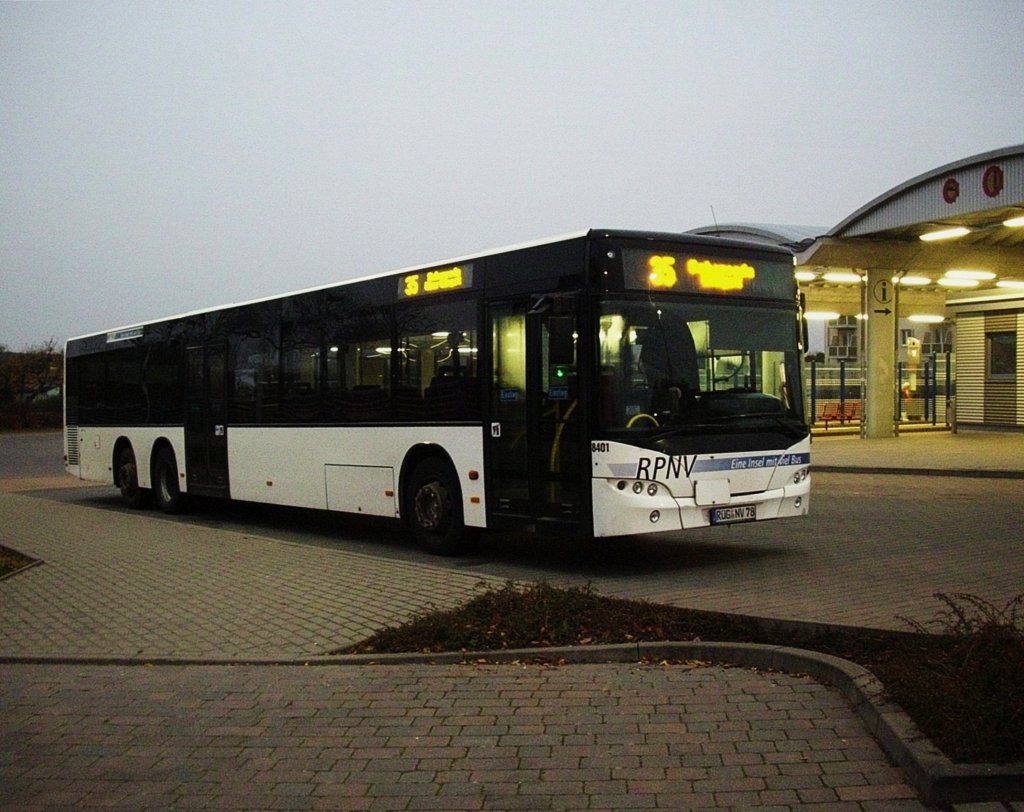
623, 250, 793, 300
399, 263, 473, 298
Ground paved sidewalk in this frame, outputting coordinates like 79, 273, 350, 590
811, 428, 1024, 476
0, 492, 504, 659
2, 661, 923, 811
2, 429, 1023, 809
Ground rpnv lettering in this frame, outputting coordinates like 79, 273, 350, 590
635, 455, 697, 481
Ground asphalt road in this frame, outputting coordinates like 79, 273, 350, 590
6, 430, 1021, 631
0, 429, 64, 478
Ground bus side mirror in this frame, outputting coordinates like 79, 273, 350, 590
799, 293, 809, 351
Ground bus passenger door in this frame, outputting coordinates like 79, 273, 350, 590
184, 344, 230, 498
487, 297, 585, 532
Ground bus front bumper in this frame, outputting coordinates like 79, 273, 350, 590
590, 477, 810, 538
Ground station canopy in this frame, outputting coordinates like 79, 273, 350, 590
690, 144, 1024, 317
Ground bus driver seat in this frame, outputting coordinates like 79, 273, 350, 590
639, 318, 700, 421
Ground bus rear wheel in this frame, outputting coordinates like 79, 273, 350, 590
153, 447, 185, 514
407, 457, 475, 556
116, 445, 150, 509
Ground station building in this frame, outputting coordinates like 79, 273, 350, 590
691, 144, 1024, 437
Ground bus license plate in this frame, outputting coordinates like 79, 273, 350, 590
710, 505, 756, 525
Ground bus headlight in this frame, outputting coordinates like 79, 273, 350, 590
647, 483, 658, 496
793, 468, 809, 484
650, 510, 660, 523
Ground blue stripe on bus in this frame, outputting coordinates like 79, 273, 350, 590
692, 452, 810, 473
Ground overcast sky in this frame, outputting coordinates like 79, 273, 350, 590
2, 1, 1022, 349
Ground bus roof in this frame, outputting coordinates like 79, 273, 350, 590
66, 228, 793, 345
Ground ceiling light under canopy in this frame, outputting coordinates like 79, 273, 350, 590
920, 226, 970, 242
938, 277, 979, 288
945, 269, 996, 281
822, 271, 862, 284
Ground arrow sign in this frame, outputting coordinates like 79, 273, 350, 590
873, 308, 892, 315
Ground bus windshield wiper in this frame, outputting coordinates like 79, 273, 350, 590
647, 423, 720, 442
704, 412, 808, 438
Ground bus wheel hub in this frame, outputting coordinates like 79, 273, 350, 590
415, 482, 448, 531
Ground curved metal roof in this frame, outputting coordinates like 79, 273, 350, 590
829, 143, 1024, 240
795, 144, 1024, 285
687, 223, 827, 250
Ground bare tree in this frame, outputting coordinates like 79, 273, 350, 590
0, 340, 63, 428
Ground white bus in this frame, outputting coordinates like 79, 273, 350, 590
64, 229, 810, 554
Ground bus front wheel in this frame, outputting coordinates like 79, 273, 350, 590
407, 457, 475, 556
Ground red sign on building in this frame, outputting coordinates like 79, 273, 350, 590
942, 177, 960, 204
982, 164, 1004, 198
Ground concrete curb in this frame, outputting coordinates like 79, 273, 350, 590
633, 641, 1024, 807
3, 641, 1021, 804
0, 556, 42, 583
814, 465, 1024, 479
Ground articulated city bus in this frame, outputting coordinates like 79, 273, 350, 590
64, 229, 810, 554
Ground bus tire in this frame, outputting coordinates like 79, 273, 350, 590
153, 447, 186, 514
407, 457, 475, 556
116, 445, 150, 509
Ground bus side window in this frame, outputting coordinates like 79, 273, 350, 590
280, 322, 322, 422
228, 335, 279, 424
396, 298, 481, 422
321, 298, 392, 423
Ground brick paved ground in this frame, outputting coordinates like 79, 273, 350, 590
0, 492, 505, 659
0, 662, 925, 811
3, 431, 1024, 809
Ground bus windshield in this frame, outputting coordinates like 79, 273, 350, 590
596, 296, 805, 440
